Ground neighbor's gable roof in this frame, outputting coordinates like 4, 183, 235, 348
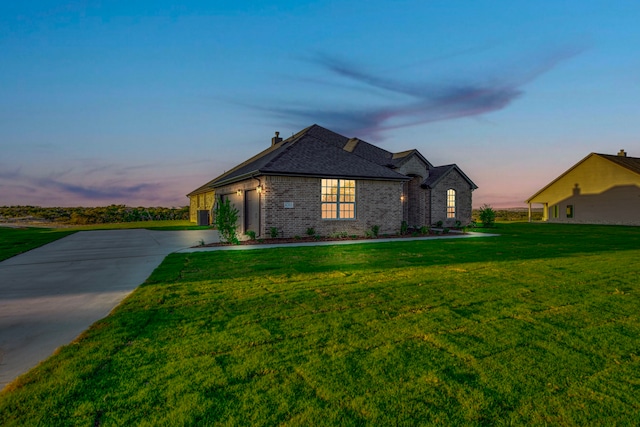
205, 124, 412, 188
423, 164, 478, 190
525, 152, 640, 203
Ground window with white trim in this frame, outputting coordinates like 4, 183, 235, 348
321, 179, 355, 219
446, 189, 456, 218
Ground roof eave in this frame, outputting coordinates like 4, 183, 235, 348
211, 170, 409, 187
210, 170, 263, 188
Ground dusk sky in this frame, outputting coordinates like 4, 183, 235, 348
2, 1, 639, 208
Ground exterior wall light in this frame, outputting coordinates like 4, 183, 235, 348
237, 189, 243, 196
400, 194, 405, 202
256, 185, 263, 193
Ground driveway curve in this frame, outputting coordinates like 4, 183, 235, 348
0, 228, 219, 390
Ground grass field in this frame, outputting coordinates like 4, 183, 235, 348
1, 223, 639, 425
0, 221, 208, 261
0, 227, 76, 262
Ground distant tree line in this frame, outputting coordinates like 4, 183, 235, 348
0, 205, 189, 224
1, 205, 540, 225
472, 208, 543, 223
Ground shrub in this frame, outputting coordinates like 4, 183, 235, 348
269, 227, 279, 238
214, 198, 239, 244
245, 230, 256, 240
443, 227, 450, 234
371, 225, 380, 238
400, 221, 408, 235
419, 226, 430, 235
436, 220, 443, 228
306, 227, 316, 236
479, 204, 496, 228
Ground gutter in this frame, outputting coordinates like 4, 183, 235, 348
211, 171, 410, 188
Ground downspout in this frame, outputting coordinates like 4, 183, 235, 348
528, 203, 531, 223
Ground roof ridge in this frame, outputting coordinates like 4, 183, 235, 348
261, 126, 316, 170
596, 152, 640, 160
212, 126, 315, 185
301, 133, 407, 179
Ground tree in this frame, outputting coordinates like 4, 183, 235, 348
214, 197, 239, 244
479, 204, 496, 228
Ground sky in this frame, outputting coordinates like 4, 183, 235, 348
2, 1, 639, 208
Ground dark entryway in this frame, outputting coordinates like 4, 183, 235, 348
245, 189, 260, 236
407, 175, 426, 226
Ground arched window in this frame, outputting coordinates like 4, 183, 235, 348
446, 189, 456, 218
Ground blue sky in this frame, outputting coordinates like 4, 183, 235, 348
2, 1, 639, 207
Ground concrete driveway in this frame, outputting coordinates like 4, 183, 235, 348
0, 228, 219, 390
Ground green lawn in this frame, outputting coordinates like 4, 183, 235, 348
0, 221, 208, 261
0, 227, 75, 262
1, 223, 639, 425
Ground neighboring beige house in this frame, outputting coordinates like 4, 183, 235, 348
186, 185, 215, 224
187, 125, 477, 237
526, 150, 640, 225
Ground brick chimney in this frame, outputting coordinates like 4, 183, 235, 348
618, 149, 627, 157
271, 131, 283, 146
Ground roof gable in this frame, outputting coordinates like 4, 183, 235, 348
526, 152, 640, 203
423, 164, 479, 190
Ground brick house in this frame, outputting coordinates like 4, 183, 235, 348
187, 125, 477, 237
526, 150, 640, 225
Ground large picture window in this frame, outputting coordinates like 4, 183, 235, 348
321, 179, 356, 219
446, 189, 456, 218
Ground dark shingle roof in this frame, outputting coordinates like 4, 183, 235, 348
189, 124, 477, 195
207, 124, 409, 188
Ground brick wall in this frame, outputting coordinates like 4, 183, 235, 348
406, 176, 428, 227
430, 169, 473, 226
397, 155, 429, 177
264, 176, 404, 237
211, 174, 474, 237
396, 153, 430, 227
